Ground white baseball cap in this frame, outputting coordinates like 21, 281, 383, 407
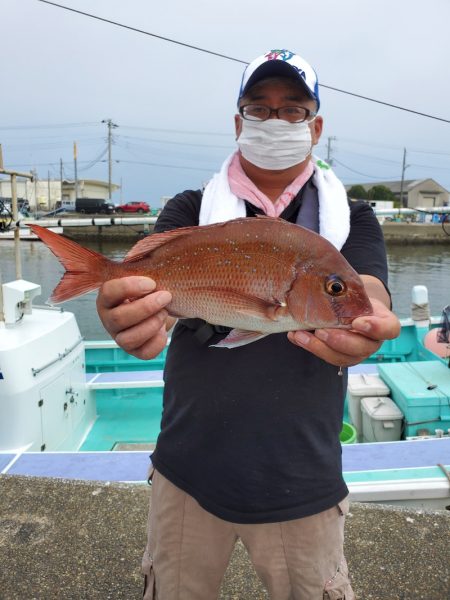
238, 49, 320, 109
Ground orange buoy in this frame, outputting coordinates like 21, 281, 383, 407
423, 328, 450, 358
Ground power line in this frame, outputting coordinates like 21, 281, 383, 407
321, 87, 450, 124
36, 0, 247, 64
121, 125, 233, 137
338, 136, 450, 156
0, 121, 99, 130
78, 146, 109, 172
332, 158, 397, 180
116, 135, 234, 150
3, 119, 448, 160
2, 138, 104, 151
407, 161, 450, 171
335, 146, 450, 173
109, 158, 216, 173
35, 0, 450, 124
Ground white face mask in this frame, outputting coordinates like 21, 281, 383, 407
237, 118, 314, 170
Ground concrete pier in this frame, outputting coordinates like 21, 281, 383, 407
0, 475, 449, 599
381, 222, 450, 244
60, 221, 450, 244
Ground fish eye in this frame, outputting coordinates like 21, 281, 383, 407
325, 276, 346, 296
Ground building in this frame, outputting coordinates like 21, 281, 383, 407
0, 177, 119, 212
61, 179, 120, 211
346, 179, 449, 209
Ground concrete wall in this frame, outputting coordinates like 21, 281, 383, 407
382, 222, 450, 244
0, 476, 449, 600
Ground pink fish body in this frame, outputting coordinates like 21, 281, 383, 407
29, 218, 372, 347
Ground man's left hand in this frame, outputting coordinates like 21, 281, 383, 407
287, 297, 401, 367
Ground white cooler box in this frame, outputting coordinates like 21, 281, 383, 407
361, 396, 404, 443
347, 374, 390, 441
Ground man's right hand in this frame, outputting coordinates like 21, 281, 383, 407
96, 276, 173, 360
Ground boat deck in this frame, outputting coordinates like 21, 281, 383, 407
85, 370, 164, 390
2, 438, 449, 492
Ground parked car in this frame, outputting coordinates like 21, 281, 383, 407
115, 201, 150, 214
75, 198, 115, 214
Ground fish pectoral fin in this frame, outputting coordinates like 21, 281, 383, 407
234, 297, 288, 322
211, 329, 269, 349
185, 288, 287, 322
205, 289, 287, 321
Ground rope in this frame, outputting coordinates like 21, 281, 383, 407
437, 464, 450, 490
411, 302, 431, 321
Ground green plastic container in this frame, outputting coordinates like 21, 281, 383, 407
340, 421, 357, 444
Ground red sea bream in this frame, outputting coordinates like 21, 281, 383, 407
29, 218, 373, 347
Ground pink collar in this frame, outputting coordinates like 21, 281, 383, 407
227, 152, 314, 217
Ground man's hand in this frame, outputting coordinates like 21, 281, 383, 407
96, 276, 173, 360
287, 297, 401, 367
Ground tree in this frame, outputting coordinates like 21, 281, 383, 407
367, 185, 396, 202
347, 185, 368, 200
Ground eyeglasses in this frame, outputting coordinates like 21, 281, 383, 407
239, 104, 316, 123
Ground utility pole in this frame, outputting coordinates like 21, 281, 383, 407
102, 118, 118, 200
74, 142, 78, 206
47, 171, 51, 210
60, 158, 63, 197
399, 148, 409, 209
32, 169, 38, 214
326, 136, 336, 166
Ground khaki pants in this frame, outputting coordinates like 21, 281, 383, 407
142, 470, 354, 600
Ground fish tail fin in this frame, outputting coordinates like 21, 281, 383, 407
29, 224, 112, 303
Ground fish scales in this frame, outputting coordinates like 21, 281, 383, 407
141, 221, 299, 321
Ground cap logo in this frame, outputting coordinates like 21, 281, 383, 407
264, 49, 306, 81
264, 49, 294, 61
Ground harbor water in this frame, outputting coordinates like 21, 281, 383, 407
1, 238, 449, 340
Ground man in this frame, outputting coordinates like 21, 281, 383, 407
97, 49, 400, 599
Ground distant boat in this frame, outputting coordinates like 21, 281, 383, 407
0, 225, 63, 240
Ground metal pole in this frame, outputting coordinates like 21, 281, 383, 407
60, 158, 63, 205
102, 119, 118, 200
0, 268, 4, 324
74, 142, 78, 205
326, 136, 336, 166
48, 170, 51, 210
108, 122, 112, 199
11, 174, 22, 279
0, 144, 4, 321
399, 148, 407, 209
33, 169, 38, 213
0, 157, 33, 289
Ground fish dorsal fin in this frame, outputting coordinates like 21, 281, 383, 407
255, 214, 283, 221
124, 226, 195, 262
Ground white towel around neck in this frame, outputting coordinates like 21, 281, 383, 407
199, 154, 350, 250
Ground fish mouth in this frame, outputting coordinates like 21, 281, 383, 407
338, 316, 356, 327
338, 306, 373, 326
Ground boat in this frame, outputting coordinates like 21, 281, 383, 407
0, 225, 63, 239
1, 270, 449, 510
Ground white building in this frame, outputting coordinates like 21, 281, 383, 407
346, 179, 449, 209
0, 177, 119, 211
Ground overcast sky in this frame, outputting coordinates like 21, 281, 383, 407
2, 0, 450, 206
